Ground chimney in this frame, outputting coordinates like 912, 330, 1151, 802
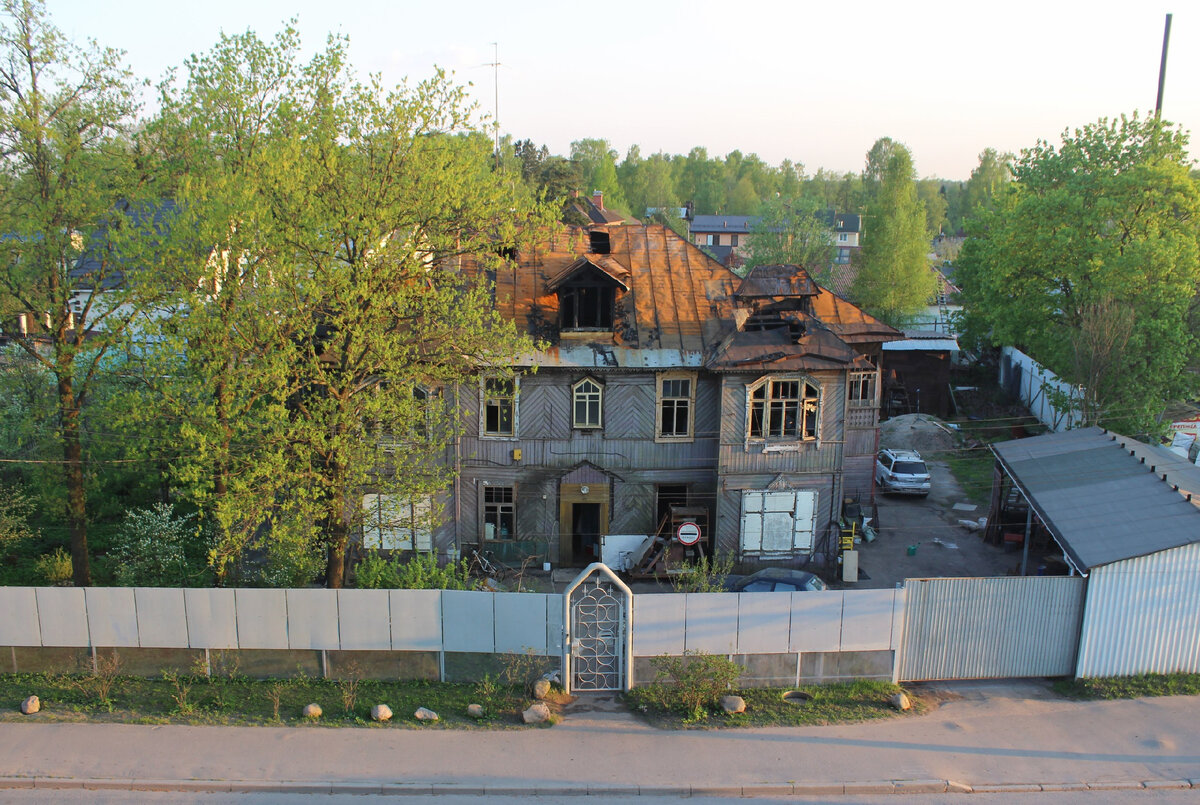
592, 190, 604, 210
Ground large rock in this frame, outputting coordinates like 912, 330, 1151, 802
414, 707, 439, 722
522, 702, 551, 724
302, 703, 322, 719
467, 703, 486, 719
371, 704, 392, 722
889, 692, 912, 711
20, 695, 39, 715
720, 695, 746, 714
531, 678, 551, 700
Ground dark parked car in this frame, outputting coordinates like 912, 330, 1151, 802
723, 568, 827, 592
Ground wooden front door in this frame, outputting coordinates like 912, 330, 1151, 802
559, 483, 610, 567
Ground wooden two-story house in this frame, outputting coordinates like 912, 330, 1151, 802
422, 224, 899, 569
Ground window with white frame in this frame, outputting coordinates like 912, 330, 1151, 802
362, 493, 433, 551
572, 377, 603, 429
848, 370, 878, 407
747, 375, 820, 442
481, 377, 516, 437
482, 485, 515, 540
656, 372, 695, 441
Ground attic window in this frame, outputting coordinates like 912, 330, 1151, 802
589, 231, 610, 254
496, 245, 517, 261
742, 313, 788, 332
560, 282, 614, 330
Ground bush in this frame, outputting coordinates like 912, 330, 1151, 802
356, 552, 475, 590
109, 504, 210, 587
634, 651, 743, 722
670, 555, 735, 593
34, 546, 73, 585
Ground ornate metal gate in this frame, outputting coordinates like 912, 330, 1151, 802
563, 563, 632, 692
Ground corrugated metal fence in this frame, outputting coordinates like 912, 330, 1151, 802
898, 576, 1085, 681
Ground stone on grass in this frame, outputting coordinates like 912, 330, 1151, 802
889, 692, 912, 711
721, 695, 746, 714
522, 702, 551, 724
20, 695, 39, 715
414, 707, 439, 722
371, 704, 392, 722
531, 678, 551, 700
467, 703, 485, 719
302, 703, 322, 719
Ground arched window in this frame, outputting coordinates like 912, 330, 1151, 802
747, 375, 820, 442
572, 377, 603, 429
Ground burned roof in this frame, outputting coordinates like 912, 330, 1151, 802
993, 427, 1200, 573
468, 228, 897, 372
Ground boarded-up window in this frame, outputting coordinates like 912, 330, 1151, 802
362, 494, 433, 551
739, 490, 817, 557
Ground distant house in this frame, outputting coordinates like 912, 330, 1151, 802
687, 209, 861, 269
389, 224, 901, 569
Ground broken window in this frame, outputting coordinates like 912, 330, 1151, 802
747, 375, 819, 441
483, 485, 515, 540
482, 377, 516, 437
848, 371, 877, 407
588, 231, 610, 254
559, 283, 614, 329
657, 372, 695, 441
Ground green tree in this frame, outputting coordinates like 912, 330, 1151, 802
962, 147, 1013, 222
917, 179, 949, 237
852, 140, 935, 326
0, 0, 159, 585
570, 138, 629, 213
957, 115, 1200, 434
744, 196, 835, 275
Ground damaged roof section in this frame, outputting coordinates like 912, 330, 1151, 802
707, 264, 900, 373
466, 231, 898, 372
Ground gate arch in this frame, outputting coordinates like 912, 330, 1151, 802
562, 563, 633, 693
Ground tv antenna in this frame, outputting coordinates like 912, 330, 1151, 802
1155, 14, 1172, 118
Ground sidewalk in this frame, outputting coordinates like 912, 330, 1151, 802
2, 680, 1199, 796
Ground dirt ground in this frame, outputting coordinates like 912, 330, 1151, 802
849, 414, 1015, 589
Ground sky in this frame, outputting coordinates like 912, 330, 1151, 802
47, 0, 1199, 181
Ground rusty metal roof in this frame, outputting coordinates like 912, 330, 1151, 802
468, 226, 897, 370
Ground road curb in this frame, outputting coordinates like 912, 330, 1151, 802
0, 776, 1195, 795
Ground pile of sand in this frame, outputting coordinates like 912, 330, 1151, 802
878, 413, 958, 457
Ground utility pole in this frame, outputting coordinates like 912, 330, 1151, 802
486, 42, 501, 169
1155, 14, 1172, 118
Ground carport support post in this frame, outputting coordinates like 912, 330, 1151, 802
1020, 506, 1032, 575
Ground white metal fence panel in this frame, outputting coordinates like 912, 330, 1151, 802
184, 588, 238, 649
441, 590, 495, 652
631, 595, 686, 656
546, 595, 565, 655
900, 576, 1085, 681
683, 593, 738, 654
389, 589, 442, 650
286, 589, 340, 650
736, 594, 791, 654
841, 589, 902, 651
234, 589, 288, 649
1077, 545, 1200, 677
788, 591, 844, 652
134, 588, 188, 648
84, 588, 139, 647
0, 587, 40, 646
36, 587, 88, 647
495, 592, 551, 654
336, 589, 391, 650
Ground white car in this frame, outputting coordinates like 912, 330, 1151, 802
876, 448, 931, 496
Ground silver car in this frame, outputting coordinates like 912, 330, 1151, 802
876, 448, 931, 496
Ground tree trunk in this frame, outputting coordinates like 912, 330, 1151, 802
325, 459, 348, 589
58, 375, 90, 587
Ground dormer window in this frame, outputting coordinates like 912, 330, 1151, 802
589, 231, 610, 254
560, 282, 614, 329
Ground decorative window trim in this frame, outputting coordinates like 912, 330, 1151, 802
480, 376, 518, 439
571, 376, 604, 430
745, 374, 821, 448
847, 370, 878, 408
482, 483, 515, 541
655, 371, 696, 443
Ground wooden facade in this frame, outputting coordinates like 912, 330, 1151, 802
422, 226, 900, 568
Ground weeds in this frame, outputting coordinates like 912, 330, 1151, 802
161, 671, 196, 716
633, 651, 743, 722
670, 555, 735, 593
338, 662, 362, 716
266, 681, 286, 722
63, 651, 122, 712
